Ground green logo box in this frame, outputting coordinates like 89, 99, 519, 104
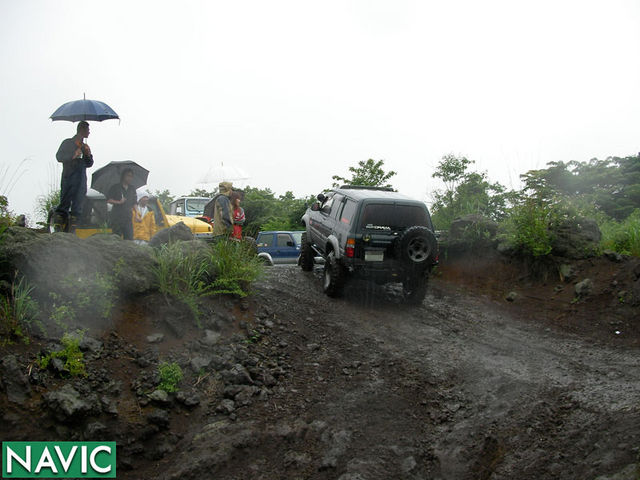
2, 442, 116, 478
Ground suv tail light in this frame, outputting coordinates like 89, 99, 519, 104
346, 237, 355, 258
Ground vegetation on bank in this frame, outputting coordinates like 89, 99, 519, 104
158, 361, 183, 393
153, 239, 263, 323
429, 153, 640, 258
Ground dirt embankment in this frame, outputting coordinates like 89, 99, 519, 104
1, 232, 640, 479
436, 249, 640, 347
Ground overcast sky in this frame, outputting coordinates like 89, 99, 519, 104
1, 0, 639, 222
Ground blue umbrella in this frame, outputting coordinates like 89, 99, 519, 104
50, 95, 119, 122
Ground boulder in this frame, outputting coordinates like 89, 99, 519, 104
0, 354, 31, 404
44, 384, 98, 422
0, 227, 157, 299
149, 222, 193, 247
575, 278, 594, 297
551, 216, 601, 259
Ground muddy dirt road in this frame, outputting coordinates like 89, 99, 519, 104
168, 265, 640, 480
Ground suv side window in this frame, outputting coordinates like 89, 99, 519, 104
277, 233, 293, 247
260, 233, 274, 247
320, 193, 335, 214
339, 199, 358, 225
330, 194, 344, 219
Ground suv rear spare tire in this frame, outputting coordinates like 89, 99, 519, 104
394, 226, 436, 265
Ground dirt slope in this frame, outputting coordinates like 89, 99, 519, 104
157, 266, 640, 480
2, 259, 639, 480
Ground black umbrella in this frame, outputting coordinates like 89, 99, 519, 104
50, 95, 119, 122
91, 161, 149, 196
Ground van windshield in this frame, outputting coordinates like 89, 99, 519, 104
359, 204, 429, 231
186, 198, 209, 215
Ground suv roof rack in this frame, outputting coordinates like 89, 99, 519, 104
339, 185, 395, 192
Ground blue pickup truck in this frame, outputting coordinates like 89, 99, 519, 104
256, 231, 304, 265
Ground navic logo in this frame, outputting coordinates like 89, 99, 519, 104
2, 442, 116, 478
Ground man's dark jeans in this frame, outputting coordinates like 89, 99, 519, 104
55, 169, 87, 219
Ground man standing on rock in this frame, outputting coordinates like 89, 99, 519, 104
212, 181, 234, 240
53, 121, 94, 232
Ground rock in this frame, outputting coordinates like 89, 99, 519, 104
50, 357, 68, 375
149, 389, 170, 404
84, 422, 108, 439
0, 354, 31, 404
505, 291, 518, 302
401, 456, 417, 473
190, 356, 211, 373
575, 278, 594, 297
146, 408, 170, 428
551, 216, 601, 259
146, 333, 165, 344
320, 429, 352, 469
202, 329, 221, 346
66, 331, 103, 353
44, 384, 97, 421
216, 399, 235, 414
559, 264, 577, 283
234, 386, 259, 406
176, 391, 200, 408
149, 222, 194, 247
100, 395, 118, 415
603, 250, 623, 262
221, 364, 253, 385
0, 228, 157, 332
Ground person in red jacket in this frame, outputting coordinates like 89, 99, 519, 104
230, 191, 245, 240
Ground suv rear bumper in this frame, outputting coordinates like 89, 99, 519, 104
344, 258, 432, 282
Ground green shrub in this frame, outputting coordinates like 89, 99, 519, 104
207, 240, 263, 297
153, 240, 263, 321
38, 332, 87, 377
499, 200, 555, 257
0, 275, 40, 343
153, 243, 210, 321
158, 361, 183, 393
600, 209, 640, 257
48, 272, 116, 331
35, 188, 60, 226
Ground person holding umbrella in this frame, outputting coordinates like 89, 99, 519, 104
52, 121, 94, 231
106, 168, 137, 240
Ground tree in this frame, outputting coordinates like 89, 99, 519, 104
239, 187, 313, 236
189, 188, 217, 198
332, 159, 397, 188
430, 154, 512, 230
432, 154, 474, 193
153, 189, 175, 212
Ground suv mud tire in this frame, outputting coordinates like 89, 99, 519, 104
299, 232, 315, 272
403, 276, 428, 305
323, 251, 345, 297
394, 226, 436, 266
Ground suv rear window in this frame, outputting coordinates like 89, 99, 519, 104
359, 204, 429, 231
